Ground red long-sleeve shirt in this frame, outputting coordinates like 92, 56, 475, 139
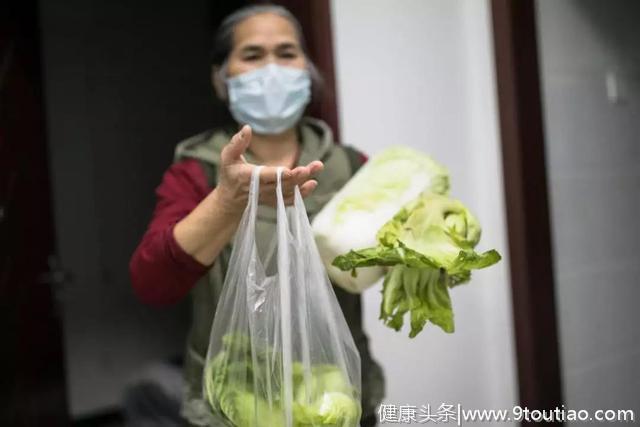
131, 152, 367, 307
129, 159, 211, 306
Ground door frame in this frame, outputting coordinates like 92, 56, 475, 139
1, 0, 68, 424
491, 0, 564, 423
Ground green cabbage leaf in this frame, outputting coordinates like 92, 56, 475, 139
204, 334, 361, 427
332, 193, 501, 337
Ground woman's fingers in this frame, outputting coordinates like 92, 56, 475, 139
276, 179, 317, 199
258, 166, 288, 184
254, 160, 323, 205
257, 161, 323, 184
258, 179, 317, 206
307, 160, 324, 175
221, 125, 252, 165
258, 174, 307, 198
291, 161, 323, 182
298, 179, 318, 197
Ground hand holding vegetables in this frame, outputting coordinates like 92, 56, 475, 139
173, 124, 323, 266
203, 166, 362, 427
216, 125, 324, 214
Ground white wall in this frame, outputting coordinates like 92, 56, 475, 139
331, 0, 517, 420
536, 0, 640, 419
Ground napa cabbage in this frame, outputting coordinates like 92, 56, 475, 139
312, 146, 449, 293
204, 334, 361, 427
332, 190, 501, 337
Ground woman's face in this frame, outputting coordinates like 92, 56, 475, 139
226, 13, 307, 77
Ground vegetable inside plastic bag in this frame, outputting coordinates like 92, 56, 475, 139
203, 166, 362, 427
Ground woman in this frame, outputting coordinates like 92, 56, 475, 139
130, 5, 384, 426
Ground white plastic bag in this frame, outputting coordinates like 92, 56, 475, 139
202, 166, 362, 427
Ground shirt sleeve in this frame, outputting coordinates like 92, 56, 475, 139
129, 158, 212, 306
358, 151, 368, 165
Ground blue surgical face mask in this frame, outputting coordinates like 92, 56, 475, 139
226, 63, 311, 135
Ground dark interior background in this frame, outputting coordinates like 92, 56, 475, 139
39, 0, 238, 420
2, 0, 338, 425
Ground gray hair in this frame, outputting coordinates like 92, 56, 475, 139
211, 4, 323, 97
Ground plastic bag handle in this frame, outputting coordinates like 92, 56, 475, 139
275, 167, 294, 427
247, 165, 264, 220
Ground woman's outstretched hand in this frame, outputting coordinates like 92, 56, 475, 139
173, 125, 323, 266
216, 125, 324, 215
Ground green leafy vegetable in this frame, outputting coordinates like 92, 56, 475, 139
204, 334, 361, 427
333, 193, 501, 337
333, 147, 450, 222
312, 146, 450, 293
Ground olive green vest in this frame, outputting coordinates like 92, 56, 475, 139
175, 117, 384, 426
